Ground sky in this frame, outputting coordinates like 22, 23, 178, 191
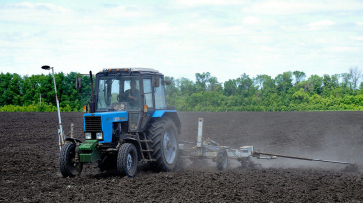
0, 0, 362, 83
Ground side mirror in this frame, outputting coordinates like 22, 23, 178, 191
165, 79, 171, 85
75, 77, 82, 90
152, 76, 160, 87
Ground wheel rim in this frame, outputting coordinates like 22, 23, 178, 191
127, 153, 133, 170
163, 128, 177, 164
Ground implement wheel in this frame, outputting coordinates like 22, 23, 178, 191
59, 143, 83, 177
149, 118, 179, 171
217, 148, 228, 171
117, 143, 138, 177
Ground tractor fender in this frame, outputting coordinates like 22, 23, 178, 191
65, 138, 83, 144
152, 110, 181, 134
121, 138, 142, 161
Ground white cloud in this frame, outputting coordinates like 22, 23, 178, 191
260, 46, 278, 52
308, 20, 335, 27
243, 0, 363, 15
307, 20, 335, 30
6, 2, 71, 13
243, 16, 261, 25
325, 46, 359, 52
244, 1, 319, 15
174, 0, 248, 7
249, 36, 273, 43
0, 0, 363, 82
0, 2, 74, 25
101, 5, 151, 18
350, 36, 363, 41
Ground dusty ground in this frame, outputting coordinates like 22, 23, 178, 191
0, 111, 362, 202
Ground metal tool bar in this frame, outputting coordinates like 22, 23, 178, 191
254, 152, 355, 165
179, 140, 196, 144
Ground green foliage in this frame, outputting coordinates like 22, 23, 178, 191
0, 69, 362, 112
164, 70, 363, 112
0, 71, 90, 112
0, 102, 77, 112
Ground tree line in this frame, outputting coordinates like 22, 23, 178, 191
0, 67, 362, 112
164, 67, 363, 111
0, 72, 91, 112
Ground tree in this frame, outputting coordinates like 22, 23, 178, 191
254, 75, 264, 90
293, 71, 306, 85
195, 72, 211, 91
236, 73, 253, 93
275, 71, 293, 93
307, 75, 323, 94
331, 74, 340, 88
164, 76, 179, 97
340, 73, 351, 89
224, 79, 238, 96
323, 74, 332, 88
178, 77, 196, 96
349, 67, 361, 90
207, 76, 221, 92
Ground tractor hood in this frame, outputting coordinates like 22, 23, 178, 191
83, 111, 128, 143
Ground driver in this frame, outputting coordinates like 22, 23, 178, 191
119, 80, 140, 107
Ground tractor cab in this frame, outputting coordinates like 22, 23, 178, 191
94, 68, 168, 133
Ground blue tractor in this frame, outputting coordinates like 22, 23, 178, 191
59, 68, 181, 177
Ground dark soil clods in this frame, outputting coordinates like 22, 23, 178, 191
0, 112, 362, 202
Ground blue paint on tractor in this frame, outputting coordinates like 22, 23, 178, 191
152, 110, 178, 117
152, 110, 181, 134
83, 112, 128, 143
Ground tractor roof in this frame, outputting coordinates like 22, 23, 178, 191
101, 68, 159, 74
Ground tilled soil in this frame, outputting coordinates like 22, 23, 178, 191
0, 112, 363, 202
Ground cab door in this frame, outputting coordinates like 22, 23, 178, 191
138, 77, 154, 131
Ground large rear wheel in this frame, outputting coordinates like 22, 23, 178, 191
148, 118, 179, 171
59, 143, 83, 177
117, 143, 138, 177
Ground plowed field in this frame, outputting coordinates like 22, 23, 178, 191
0, 112, 362, 202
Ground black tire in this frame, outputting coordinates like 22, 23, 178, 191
148, 118, 179, 171
117, 143, 138, 177
217, 148, 228, 171
59, 143, 83, 177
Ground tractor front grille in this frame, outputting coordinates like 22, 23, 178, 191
84, 116, 102, 132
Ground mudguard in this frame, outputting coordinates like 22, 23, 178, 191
65, 137, 82, 144
152, 110, 181, 134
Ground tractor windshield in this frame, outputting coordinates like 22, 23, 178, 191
96, 75, 141, 111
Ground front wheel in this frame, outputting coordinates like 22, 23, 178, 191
149, 118, 179, 171
117, 143, 138, 177
59, 143, 83, 177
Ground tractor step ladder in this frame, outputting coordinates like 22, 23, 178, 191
140, 138, 154, 162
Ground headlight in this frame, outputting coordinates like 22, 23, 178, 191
85, 132, 92, 139
96, 132, 103, 140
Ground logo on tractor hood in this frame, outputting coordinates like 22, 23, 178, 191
113, 117, 126, 121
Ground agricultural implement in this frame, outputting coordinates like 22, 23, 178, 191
178, 118, 359, 172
